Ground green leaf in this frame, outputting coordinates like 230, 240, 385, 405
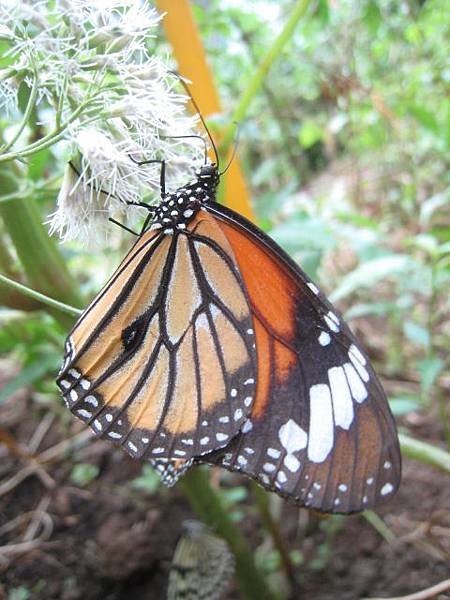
389, 395, 421, 416
403, 321, 429, 348
418, 357, 444, 394
8, 587, 31, 600
363, 1, 382, 35
330, 255, 413, 302
298, 120, 324, 148
132, 465, 161, 494
0, 354, 58, 404
408, 104, 439, 135
70, 464, 99, 487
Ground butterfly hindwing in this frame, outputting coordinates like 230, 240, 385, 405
57, 210, 257, 482
201, 204, 401, 513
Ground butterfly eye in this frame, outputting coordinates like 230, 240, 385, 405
121, 315, 146, 352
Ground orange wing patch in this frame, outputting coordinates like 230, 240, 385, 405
217, 220, 298, 339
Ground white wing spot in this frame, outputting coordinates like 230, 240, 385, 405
278, 419, 308, 453
380, 483, 394, 496
244, 378, 255, 385
349, 349, 370, 382
245, 447, 255, 454
276, 471, 287, 484
174, 450, 186, 456
60, 380, 70, 389
244, 396, 252, 407
77, 409, 91, 418
219, 416, 230, 423
105, 414, 113, 423
230, 388, 237, 398
267, 448, 281, 459
263, 463, 276, 473
93, 419, 102, 431
182, 439, 194, 445
216, 433, 228, 442
318, 331, 331, 346
367, 477, 374, 485
200, 437, 209, 445
324, 311, 340, 333
344, 363, 368, 403
338, 483, 348, 492
237, 455, 247, 466
384, 461, 392, 469
152, 447, 165, 454
349, 344, 367, 365
128, 442, 138, 452
234, 408, 243, 421
70, 389, 78, 402
329, 365, 354, 430
283, 454, 300, 472
241, 419, 253, 433
307, 384, 334, 462
80, 378, 91, 390
108, 432, 122, 439
307, 282, 320, 295
84, 395, 98, 407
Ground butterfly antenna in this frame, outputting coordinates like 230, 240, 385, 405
161, 134, 209, 164
170, 70, 220, 167
219, 122, 241, 176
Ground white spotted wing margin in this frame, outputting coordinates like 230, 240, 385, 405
167, 520, 235, 600
57, 214, 258, 485
197, 202, 401, 515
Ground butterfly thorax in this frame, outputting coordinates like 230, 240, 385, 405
150, 163, 219, 234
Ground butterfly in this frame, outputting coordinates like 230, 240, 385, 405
56, 159, 401, 514
167, 520, 234, 600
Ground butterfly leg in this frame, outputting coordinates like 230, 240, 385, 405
108, 218, 141, 236
128, 156, 166, 198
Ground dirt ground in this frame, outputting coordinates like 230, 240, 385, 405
0, 373, 449, 600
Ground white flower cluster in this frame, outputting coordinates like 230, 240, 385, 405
0, 0, 206, 243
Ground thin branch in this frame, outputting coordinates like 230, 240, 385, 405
399, 433, 450, 474
0, 63, 39, 154
0, 273, 82, 317
362, 510, 396, 543
219, 0, 313, 155
362, 578, 450, 600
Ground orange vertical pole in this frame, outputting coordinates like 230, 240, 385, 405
155, 0, 255, 222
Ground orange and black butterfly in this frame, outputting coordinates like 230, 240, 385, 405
56, 157, 401, 514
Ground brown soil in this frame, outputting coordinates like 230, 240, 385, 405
0, 379, 449, 600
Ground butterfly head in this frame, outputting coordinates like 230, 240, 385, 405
195, 162, 220, 193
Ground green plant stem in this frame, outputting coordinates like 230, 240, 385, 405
179, 467, 276, 600
362, 510, 396, 543
0, 273, 82, 317
219, 0, 313, 156
1, 65, 39, 154
0, 162, 83, 328
399, 432, 450, 473
251, 482, 297, 588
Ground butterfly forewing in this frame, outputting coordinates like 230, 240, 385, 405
201, 204, 401, 513
57, 210, 257, 483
